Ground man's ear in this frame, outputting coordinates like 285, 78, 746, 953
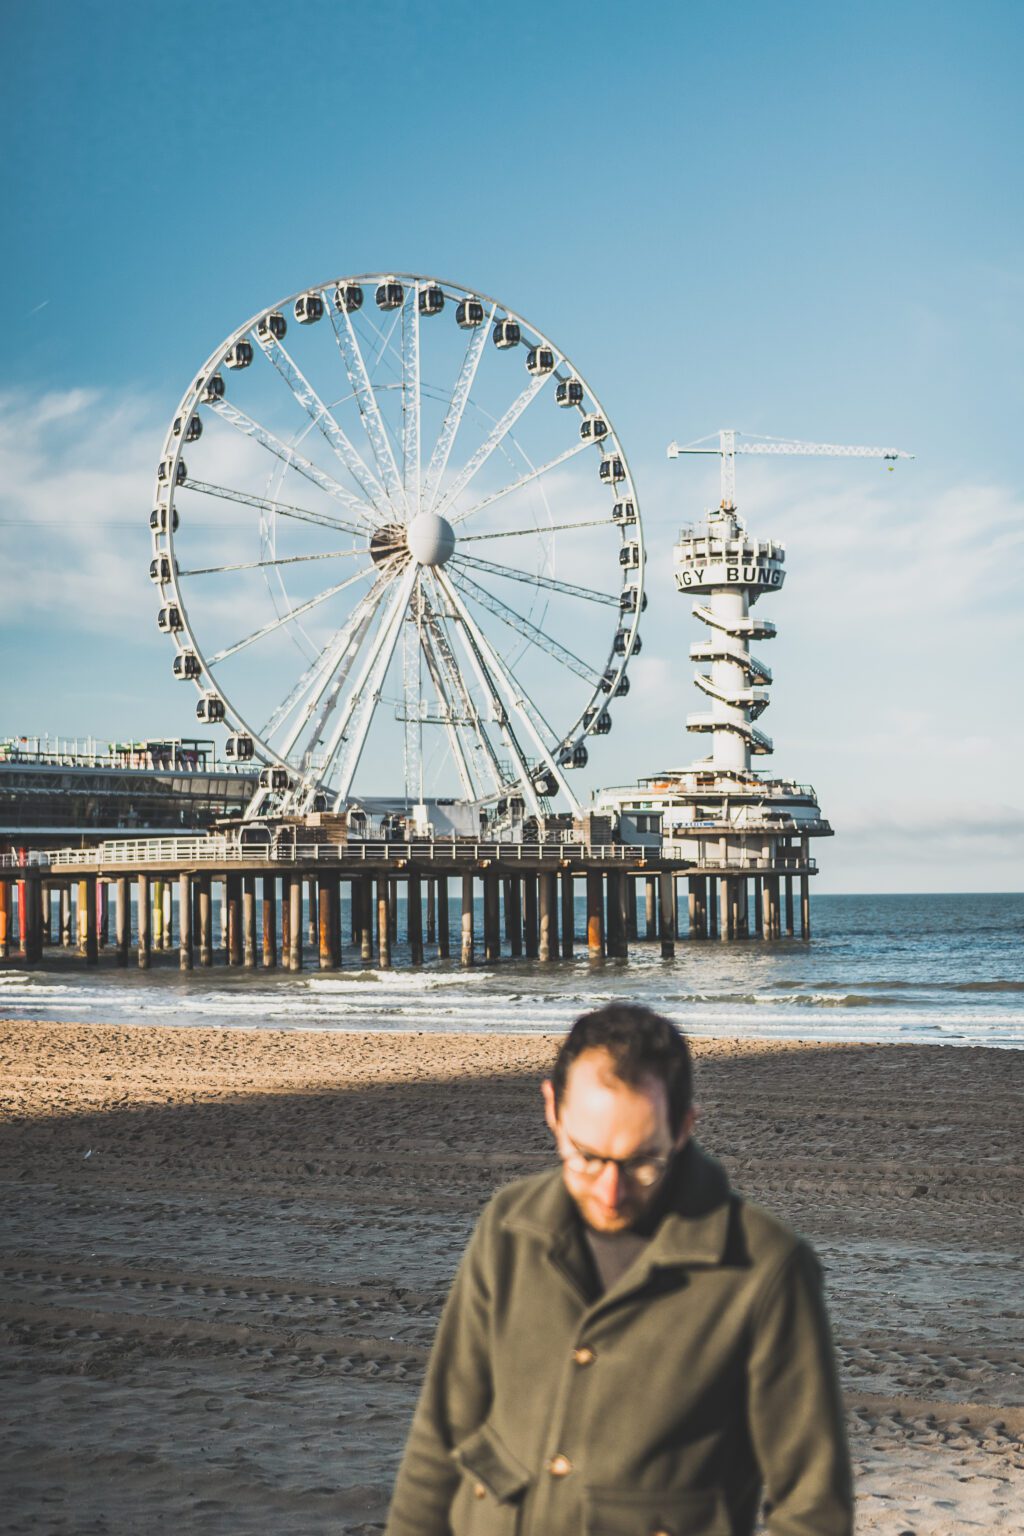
541, 1078, 559, 1137
673, 1105, 697, 1151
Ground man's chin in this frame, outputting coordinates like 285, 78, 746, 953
582, 1203, 636, 1233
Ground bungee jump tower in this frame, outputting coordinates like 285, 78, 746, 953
594, 429, 912, 941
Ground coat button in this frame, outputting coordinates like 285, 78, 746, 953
548, 1454, 572, 1477
473, 1483, 486, 1500
573, 1346, 596, 1366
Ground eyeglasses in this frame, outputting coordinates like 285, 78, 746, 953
560, 1132, 672, 1189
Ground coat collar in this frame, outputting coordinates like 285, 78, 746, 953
501, 1141, 734, 1290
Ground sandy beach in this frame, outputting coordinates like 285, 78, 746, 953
1, 1019, 1021, 1534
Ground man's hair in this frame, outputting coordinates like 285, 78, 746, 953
550, 1004, 693, 1135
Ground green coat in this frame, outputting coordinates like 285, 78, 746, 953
386, 1143, 852, 1536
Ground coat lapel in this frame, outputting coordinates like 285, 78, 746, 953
500, 1143, 733, 1311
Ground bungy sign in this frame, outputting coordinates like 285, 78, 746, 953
675, 561, 786, 590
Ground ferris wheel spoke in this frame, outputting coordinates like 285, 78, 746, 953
422, 302, 496, 513
259, 572, 392, 742
415, 617, 480, 801
450, 551, 619, 606
278, 574, 394, 764
205, 399, 380, 526
365, 305, 404, 376
178, 548, 365, 578
329, 303, 405, 506
256, 333, 390, 515
401, 576, 424, 801
460, 517, 613, 542
318, 564, 418, 806
446, 568, 600, 686
206, 566, 375, 666
183, 478, 368, 539
436, 569, 582, 815
402, 291, 420, 515
434, 375, 549, 517
431, 573, 543, 817
449, 440, 591, 527
420, 575, 506, 800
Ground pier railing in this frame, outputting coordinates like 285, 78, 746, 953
3, 839, 817, 876
12, 837, 656, 870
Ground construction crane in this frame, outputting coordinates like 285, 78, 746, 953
667, 429, 914, 510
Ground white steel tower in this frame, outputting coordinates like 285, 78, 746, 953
668, 429, 912, 775
591, 428, 912, 942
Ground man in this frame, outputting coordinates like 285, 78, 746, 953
386, 1004, 853, 1536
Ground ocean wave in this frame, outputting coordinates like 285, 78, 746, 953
769, 977, 1024, 995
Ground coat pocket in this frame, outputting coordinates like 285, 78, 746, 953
585, 1484, 730, 1536
450, 1422, 532, 1536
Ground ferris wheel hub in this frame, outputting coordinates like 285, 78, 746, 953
406, 511, 456, 567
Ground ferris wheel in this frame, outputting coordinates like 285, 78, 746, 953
150, 273, 645, 824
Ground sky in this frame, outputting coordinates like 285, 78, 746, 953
1, 0, 1021, 893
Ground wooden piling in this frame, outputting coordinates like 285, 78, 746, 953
437, 876, 450, 959
137, 874, 151, 969
0, 882, 8, 960
307, 877, 318, 947
191, 874, 207, 967
178, 872, 193, 970
243, 876, 257, 968
318, 874, 336, 970
586, 871, 604, 958
426, 878, 436, 945
460, 873, 474, 966
561, 871, 575, 958
153, 880, 164, 950
375, 877, 390, 969
98, 882, 109, 948
719, 877, 732, 941
507, 877, 523, 958
800, 873, 811, 939
116, 877, 129, 965
60, 885, 71, 948
39, 882, 51, 946
359, 875, 374, 963
523, 875, 538, 959
227, 875, 243, 966
605, 871, 623, 958
262, 877, 277, 968
409, 871, 424, 966
708, 876, 718, 939
548, 872, 561, 957
289, 876, 303, 971
537, 878, 552, 958
658, 870, 675, 959
483, 871, 500, 961
77, 879, 89, 954
279, 877, 291, 968
645, 875, 657, 940
785, 874, 794, 937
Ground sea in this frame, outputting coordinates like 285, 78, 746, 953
1, 892, 1022, 1049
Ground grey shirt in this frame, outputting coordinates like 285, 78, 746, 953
583, 1227, 651, 1294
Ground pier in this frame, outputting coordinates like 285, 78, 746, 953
0, 834, 815, 970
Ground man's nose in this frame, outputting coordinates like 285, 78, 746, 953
594, 1159, 624, 1205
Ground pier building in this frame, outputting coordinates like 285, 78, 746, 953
0, 737, 255, 848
